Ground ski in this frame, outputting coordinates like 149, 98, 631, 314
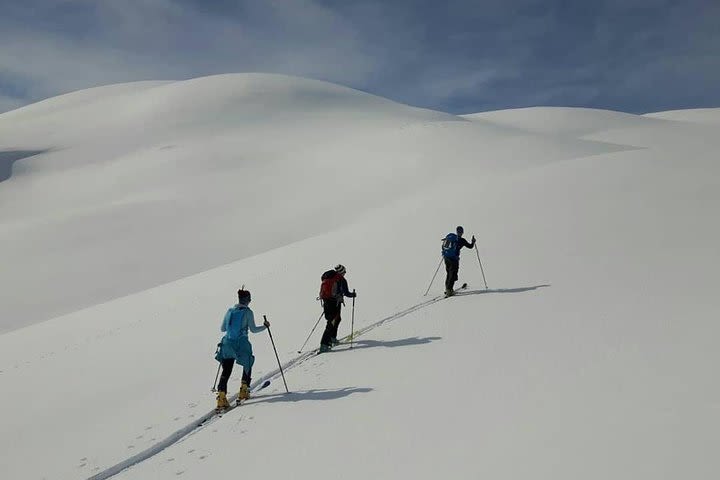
444, 282, 468, 297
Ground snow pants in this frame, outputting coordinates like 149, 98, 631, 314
320, 299, 342, 346
444, 257, 460, 291
217, 359, 252, 393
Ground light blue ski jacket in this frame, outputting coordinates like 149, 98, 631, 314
220, 304, 266, 339
216, 303, 266, 369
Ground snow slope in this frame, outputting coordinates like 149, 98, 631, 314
0, 74, 624, 333
0, 75, 718, 480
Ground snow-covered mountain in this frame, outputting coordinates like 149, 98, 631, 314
1, 74, 718, 480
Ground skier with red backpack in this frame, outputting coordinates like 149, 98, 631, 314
318, 264, 356, 353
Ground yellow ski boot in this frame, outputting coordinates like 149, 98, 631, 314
216, 391, 230, 410
238, 382, 251, 403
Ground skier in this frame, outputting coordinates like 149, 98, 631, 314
442, 226, 475, 296
214, 288, 270, 409
318, 264, 356, 353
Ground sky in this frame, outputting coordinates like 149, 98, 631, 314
0, 0, 718, 115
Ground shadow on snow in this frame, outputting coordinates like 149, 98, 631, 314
246, 387, 372, 405
455, 284, 551, 296
0, 150, 48, 183
339, 336, 441, 350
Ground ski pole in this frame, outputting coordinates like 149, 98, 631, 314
298, 311, 324, 353
350, 289, 356, 349
423, 257, 443, 296
211, 343, 222, 392
265, 315, 289, 393
475, 243, 489, 289
211, 363, 221, 392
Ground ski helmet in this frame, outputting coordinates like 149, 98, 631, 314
334, 264, 346, 275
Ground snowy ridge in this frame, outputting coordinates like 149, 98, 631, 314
644, 107, 720, 124
462, 106, 669, 135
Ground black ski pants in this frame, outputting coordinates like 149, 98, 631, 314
217, 359, 251, 393
320, 299, 342, 346
444, 257, 460, 291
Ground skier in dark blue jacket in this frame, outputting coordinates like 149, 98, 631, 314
442, 226, 475, 296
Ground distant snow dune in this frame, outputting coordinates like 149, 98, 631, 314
1, 74, 718, 480
0, 73, 643, 332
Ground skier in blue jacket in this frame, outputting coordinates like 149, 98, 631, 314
442, 226, 475, 296
214, 289, 270, 409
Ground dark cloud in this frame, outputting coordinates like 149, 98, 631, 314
0, 0, 718, 114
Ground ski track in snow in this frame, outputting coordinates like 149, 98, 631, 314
87, 285, 546, 480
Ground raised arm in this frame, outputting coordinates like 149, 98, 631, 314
460, 236, 476, 250
340, 277, 356, 298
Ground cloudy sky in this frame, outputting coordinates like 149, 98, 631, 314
1, 0, 718, 114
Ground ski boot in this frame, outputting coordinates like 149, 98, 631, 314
444, 288, 454, 297
216, 391, 230, 410
330, 337, 340, 347
319, 343, 332, 353
237, 382, 251, 403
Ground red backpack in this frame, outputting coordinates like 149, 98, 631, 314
319, 270, 342, 300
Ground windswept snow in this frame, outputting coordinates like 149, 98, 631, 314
0, 74, 718, 480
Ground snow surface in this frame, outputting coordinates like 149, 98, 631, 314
1, 74, 718, 480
